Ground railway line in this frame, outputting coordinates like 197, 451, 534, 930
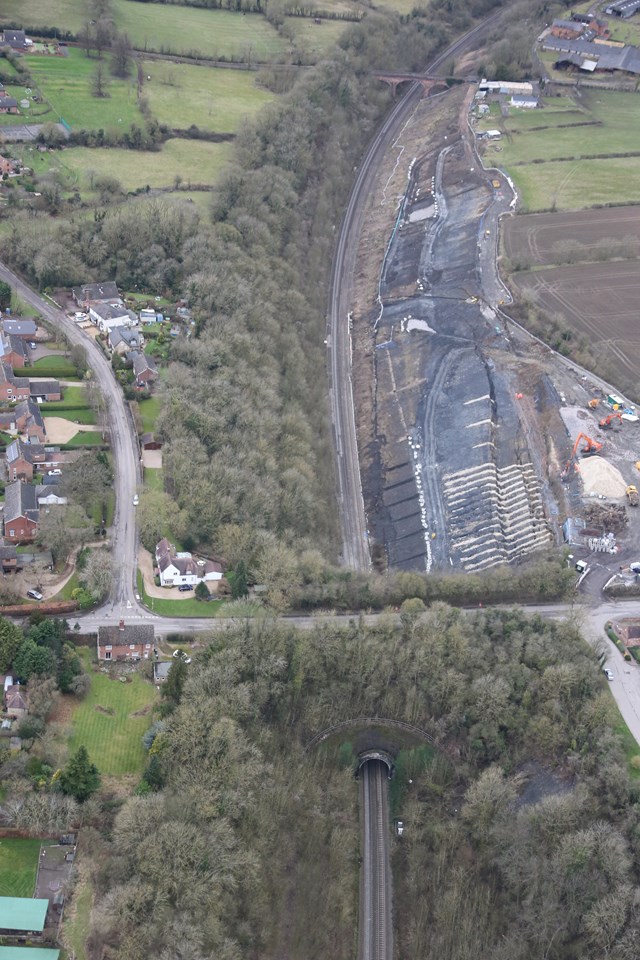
327, 11, 503, 572
361, 759, 392, 960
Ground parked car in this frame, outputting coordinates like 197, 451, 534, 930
132, 494, 139, 506
27, 589, 43, 601
178, 584, 193, 592
29, 341, 37, 350
47, 469, 62, 476
604, 668, 614, 681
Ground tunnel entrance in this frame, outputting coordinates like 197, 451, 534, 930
356, 749, 395, 780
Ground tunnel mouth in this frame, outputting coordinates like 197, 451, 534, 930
356, 750, 395, 780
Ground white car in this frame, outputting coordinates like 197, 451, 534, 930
132, 494, 139, 506
604, 668, 614, 681
47, 469, 62, 476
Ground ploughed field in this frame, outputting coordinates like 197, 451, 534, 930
504, 207, 640, 386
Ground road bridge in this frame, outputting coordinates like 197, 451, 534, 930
372, 72, 477, 95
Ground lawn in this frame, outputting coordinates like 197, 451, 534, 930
28, 355, 79, 378
485, 90, 640, 211
59, 138, 233, 193
283, 17, 350, 57
69, 651, 156, 775
0, 838, 44, 897
137, 394, 161, 432
144, 467, 164, 492
1, 0, 87, 33
27, 48, 142, 132
63, 860, 92, 960
64, 431, 105, 446
141, 60, 274, 133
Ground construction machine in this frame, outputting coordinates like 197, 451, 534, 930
627, 485, 639, 507
561, 432, 603, 480
599, 412, 623, 430
588, 399, 600, 409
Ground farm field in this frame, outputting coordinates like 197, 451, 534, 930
141, 60, 274, 133
511, 259, 640, 387
68, 652, 156, 776
59, 139, 233, 192
503, 206, 640, 267
283, 17, 351, 56
1, 0, 87, 33
481, 90, 640, 210
114, 2, 287, 60
28, 48, 141, 131
0, 838, 45, 897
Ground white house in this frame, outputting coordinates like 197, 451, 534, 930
89, 301, 137, 333
36, 487, 68, 506
155, 538, 223, 588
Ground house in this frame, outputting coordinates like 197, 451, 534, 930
550, 17, 584, 39
0, 334, 27, 368
0, 98, 19, 115
14, 399, 46, 442
4, 682, 28, 718
0, 897, 48, 936
0, 363, 30, 403
0, 154, 22, 177
108, 325, 143, 355
132, 352, 158, 387
72, 281, 120, 307
140, 432, 162, 450
153, 661, 172, 684
0, 544, 19, 572
30, 379, 61, 402
6, 439, 46, 481
1, 318, 38, 339
510, 95, 539, 108
97, 620, 155, 661
89, 300, 136, 333
2, 30, 28, 50
36, 486, 67, 506
4, 481, 39, 542
155, 538, 223, 588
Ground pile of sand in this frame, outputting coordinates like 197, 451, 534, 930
579, 456, 627, 499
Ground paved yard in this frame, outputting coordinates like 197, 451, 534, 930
43, 417, 97, 444
142, 449, 162, 469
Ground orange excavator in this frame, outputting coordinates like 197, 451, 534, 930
561, 432, 603, 480
599, 412, 623, 430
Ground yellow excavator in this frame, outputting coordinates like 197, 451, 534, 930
627, 485, 639, 507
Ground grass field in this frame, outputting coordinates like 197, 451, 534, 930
483, 90, 640, 211
283, 17, 350, 56
60, 138, 233, 193
29, 355, 79, 378
141, 60, 274, 133
69, 651, 156, 776
137, 394, 161, 432
64, 430, 105, 446
0, 838, 44, 897
144, 467, 164, 491
28, 48, 141, 131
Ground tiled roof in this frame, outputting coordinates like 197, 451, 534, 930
98, 623, 154, 646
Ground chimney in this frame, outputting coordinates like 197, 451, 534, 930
118, 619, 125, 631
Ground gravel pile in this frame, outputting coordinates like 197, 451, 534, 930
580, 456, 627, 499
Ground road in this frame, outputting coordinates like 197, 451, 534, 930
0, 262, 142, 617
327, 11, 503, 572
360, 759, 392, 960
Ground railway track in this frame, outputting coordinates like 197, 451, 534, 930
361, 759, 392, 960
327, 10, 503, 572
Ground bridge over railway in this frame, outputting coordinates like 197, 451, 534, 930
373, 71, 478, 94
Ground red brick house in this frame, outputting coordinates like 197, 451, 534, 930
97, 621, 155, 661
132, 352, 158, 387
3, 481, 39, 543
550, 18, 583, 39
6, 439, 45, 481
14, 399, 46, 442
0, 544, 19, 572
0, 363, 30, 403
0, 335, 27, 369
0, 98, 19, 115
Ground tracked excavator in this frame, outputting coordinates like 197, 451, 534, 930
599, 412, 623, 430
561, 432, 603, 480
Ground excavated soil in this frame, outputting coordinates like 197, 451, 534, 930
579, 457, 627, 499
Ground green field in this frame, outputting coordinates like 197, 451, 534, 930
28, 48, 141, 131
64, 430, 105, 446
0, 838, 44, 897
69, 653, 156, 776
141, 60, 274, 133
137, 394, 161, 432
60, 138, 233, 192
483, 90, 640, 211
283, 17, 350, 56
144, 467, 164, 491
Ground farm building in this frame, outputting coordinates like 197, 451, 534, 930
511, 95, 538, 108
543, 34, 640, 74
606, 0, 640, 17
550, 18, 584, 39
478, 80, 534, 95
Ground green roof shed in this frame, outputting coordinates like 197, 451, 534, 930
0, 949, 60, 959
0, 897, 48, 932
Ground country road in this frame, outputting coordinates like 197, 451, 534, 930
0, 262, 142, 617
327, 11, 503, 573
